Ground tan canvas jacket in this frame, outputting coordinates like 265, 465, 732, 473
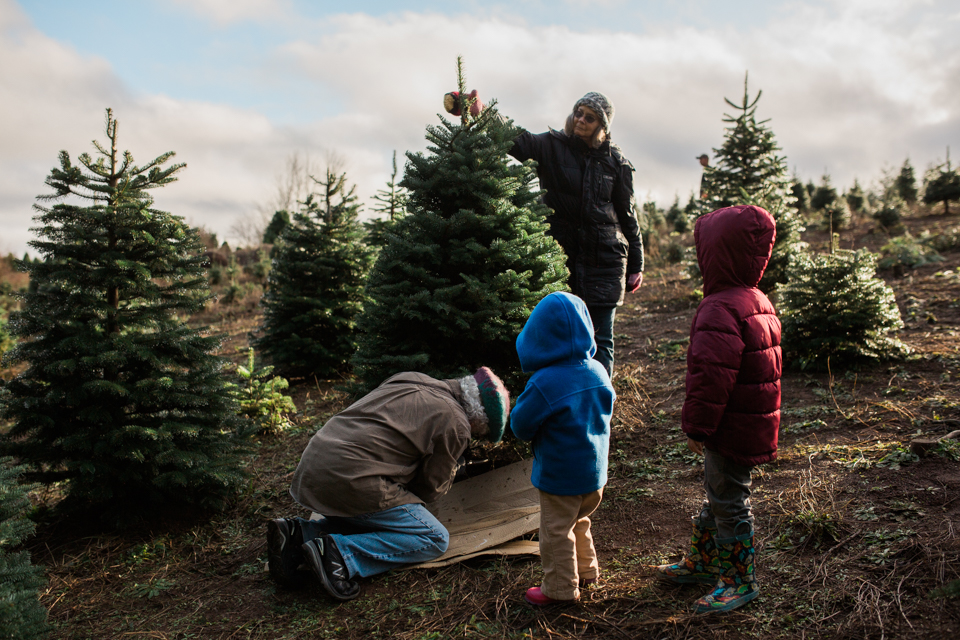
289, 372, 472, 517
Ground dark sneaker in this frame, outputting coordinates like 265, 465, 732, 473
302, 535, 360, 601
266, 518, 308, 588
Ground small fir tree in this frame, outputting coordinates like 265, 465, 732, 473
778, 246, 908, 369
230, 348, 297, 435
665, 195, 689, 233
699, 73, 805, 292
822, 196, 852, 231
0, 458, 49, 640
895, 158, 918, 205
810, 173, 838, 212
845, 178, 867, 216
0, 109, 245, 513
352, 58, 568, 391
262, 209, 290, 245
923, 149, 960, 215
874, 192, 906, 233
365, 151, 409, 249
255, 168, 375, 379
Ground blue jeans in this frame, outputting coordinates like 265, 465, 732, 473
588, 305, 616, 377
296, 504, 449, 578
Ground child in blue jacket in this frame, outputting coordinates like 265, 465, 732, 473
511, 292, 616, 605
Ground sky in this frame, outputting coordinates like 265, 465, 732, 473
1, 0, 958, 255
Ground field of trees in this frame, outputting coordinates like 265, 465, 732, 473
1, 78, 959, 638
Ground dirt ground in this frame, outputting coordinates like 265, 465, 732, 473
16, 208, 960, 639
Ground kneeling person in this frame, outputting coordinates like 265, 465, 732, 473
267, 368, 509, 601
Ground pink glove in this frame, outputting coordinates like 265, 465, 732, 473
626, 272, 643, 293
443, 90, 483, 117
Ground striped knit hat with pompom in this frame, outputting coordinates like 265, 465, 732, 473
459, 367, 510, 443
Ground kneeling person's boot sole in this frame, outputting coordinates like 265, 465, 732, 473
302, 536, 360, 602
267, 518, 309, 589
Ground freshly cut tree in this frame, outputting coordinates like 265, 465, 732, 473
923, 150, 960, 215
364, 150, 409, 249
699, 74, 805, 292
0, 109, 244, 514
0, 458, 49, 640
778, 246, 907, 369
352, 59, 568, 392
255, 168, 375, 379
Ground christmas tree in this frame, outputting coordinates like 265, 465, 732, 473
923, 149, 960, 215
352, 59, 568, 391
778, 244, 907, 369
254, 167, 375, 379
364, 150, 409, 249
699, 74, 805, 292
0, 109, 244, 514
895, 158, 918, 205
0, 458, 49, 640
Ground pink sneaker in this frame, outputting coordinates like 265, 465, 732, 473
524, 586, 576, 606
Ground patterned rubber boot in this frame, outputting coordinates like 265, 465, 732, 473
655, 515, 720, 585
694, 525, 759, 614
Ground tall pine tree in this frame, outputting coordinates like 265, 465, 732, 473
0, 109, 244, 514
0, 458, 49, 640
895, 158, 918, 205
699, 74, 805, 292
352, 59, 568, 392
254, 167, 375, 379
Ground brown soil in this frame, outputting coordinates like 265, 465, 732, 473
16, 208, 960, 639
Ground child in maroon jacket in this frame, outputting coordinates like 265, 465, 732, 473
655, 205, 782, 614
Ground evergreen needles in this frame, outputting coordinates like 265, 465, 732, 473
700, 73, 806, 292
351, 59, 568, 392
778, 248, 908, 369
0, 109, 245, 515
0, 458, 49, 640
255, 167, 375, 379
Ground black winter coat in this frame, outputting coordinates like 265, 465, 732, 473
510, 129, 644, 306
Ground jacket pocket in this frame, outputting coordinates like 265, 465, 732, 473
598, 170, 615, 202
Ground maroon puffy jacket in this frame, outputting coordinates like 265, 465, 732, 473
681, 205, 782, 466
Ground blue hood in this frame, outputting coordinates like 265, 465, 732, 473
516, 292, 597, 372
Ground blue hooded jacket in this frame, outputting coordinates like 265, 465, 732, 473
511, 292, 615, 495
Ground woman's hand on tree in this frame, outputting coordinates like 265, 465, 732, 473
626, 272, 643, 293
443, 90, 483, 117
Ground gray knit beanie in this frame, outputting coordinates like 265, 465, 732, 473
574, 92, 615, 133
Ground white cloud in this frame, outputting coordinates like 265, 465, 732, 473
1, 0, 958, 255
167, 0, 294, 26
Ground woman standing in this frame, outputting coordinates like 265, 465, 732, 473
446, 91, 644, 376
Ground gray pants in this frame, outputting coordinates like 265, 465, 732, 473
700, 448, 754, 539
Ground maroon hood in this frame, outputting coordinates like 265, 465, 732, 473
695, 205, 776, 296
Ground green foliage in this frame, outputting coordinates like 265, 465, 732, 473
262, 209, 290, 245
877, 233, 944, 271
664, 196, 689, 234
0, 458, 50, 639
791, 177, 809, 213
352, 58, 568, 392
778, 248, 908, 369
231, 348, 296, 435
845, 178, 867, 215
874, 193, 906, 232
810, 174, 838, 212
255, 168, 375, 379
895, 158, 918, 205
0, 109, 245, 514
929, 579, 960, 599
699, 73, 805, 292
923, 152, 960, 215
365, 150, 409, 249
822, 196, 852, 231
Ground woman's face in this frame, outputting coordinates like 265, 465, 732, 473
573, 105, 601, 141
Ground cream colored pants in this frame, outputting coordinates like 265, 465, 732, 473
537, 488, 603, 600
